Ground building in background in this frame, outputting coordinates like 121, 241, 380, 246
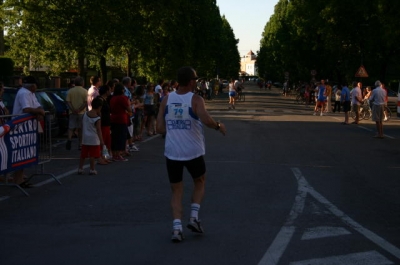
240, 50, 258, 76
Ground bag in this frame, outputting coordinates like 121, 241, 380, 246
102, 145, 111, 160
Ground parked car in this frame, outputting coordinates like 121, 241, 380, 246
3, 87, 60, 136
222, 80, 229, 88
40, 87, 69, 101
273, 82, 283, 88
39, 89, 69, 136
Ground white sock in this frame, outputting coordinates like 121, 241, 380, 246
190, 203, 200, 220
173, 219, 182, 231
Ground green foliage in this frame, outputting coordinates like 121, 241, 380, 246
2, 0, 240, 82
258, 0, 400, 86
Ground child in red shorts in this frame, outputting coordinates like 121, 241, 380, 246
78, 97, 104, 175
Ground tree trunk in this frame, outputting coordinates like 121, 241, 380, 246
78, 52, 85, 77
0, 0, 4, 57
100, 55, 107, 82
126, 50, 132, 77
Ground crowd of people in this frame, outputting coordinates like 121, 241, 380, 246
306, 79, 389, 138
64, 76, 185, 174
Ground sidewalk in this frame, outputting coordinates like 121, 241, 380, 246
0, 132, 158, 198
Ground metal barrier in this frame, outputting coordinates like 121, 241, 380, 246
0, 113, 61, 196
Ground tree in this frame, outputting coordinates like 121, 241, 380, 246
2, 0, 241, 83
257, 0, 400, 85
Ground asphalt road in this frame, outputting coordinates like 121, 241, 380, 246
1, 82, 400, 265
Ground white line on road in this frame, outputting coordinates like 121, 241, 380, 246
257, 168, 307, 265
301, 226, 351, 240
257, 168, 400, 265
289, 250, 393, 265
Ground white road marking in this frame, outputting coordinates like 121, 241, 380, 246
257, 168, 400, 265
257, 168, 307, 265
301, 226, 351, 240
289, 251, 393, 265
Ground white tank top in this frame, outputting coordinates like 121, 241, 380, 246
82, 112, 101, 145
164, 92, 205, 160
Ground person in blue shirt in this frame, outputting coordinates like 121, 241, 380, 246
313, 80, 326, 116
340, 82, 351, 124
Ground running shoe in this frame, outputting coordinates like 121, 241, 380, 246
171, 230, 184, 242
187, 219, 204, 233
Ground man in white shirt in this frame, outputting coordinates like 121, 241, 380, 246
155, 78, 164, 97
350, 81, 363, 124
369, 80, 387, 138
12, 76, 45, 187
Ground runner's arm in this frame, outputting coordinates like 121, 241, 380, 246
192, 95, 226, 135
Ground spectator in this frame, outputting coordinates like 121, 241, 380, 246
133, 85, 145, 142
78, 97, 104, 175
65, 76, 87, 151
161, 84, 170, 102
87, 76, 101, 111
121, 77, 135, 153
11, 76, 45, 187
325, 80, 332, 112
0, 82, 9, 125
97, 85, 112, 164
170, 80, 178, 91
143, 83, 157, 136
106, 80, 116, 95
364, 86, 372, 100
155, 78, 164, 97
341, 82, 351, 124
370, 81, 386, 138
381, 83, 389, 121
333, 85, 342, 113
110, 84, 132, 161
351, 81, 363, 124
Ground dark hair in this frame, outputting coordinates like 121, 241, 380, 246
146, 83, 154, 90
122, 76, 131, 86
113, 83, 125, 96
106, 80, 116, 88
135, 85, 145, 96
74, 76, 84, 86
177, 66, 196, 86
98, 85, 110, 96
91, 97, 103, 109
90, 75, 101, 85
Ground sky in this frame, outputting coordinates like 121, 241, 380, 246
216, 0, 279, 57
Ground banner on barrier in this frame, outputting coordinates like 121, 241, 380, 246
0, 114, 39, 174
